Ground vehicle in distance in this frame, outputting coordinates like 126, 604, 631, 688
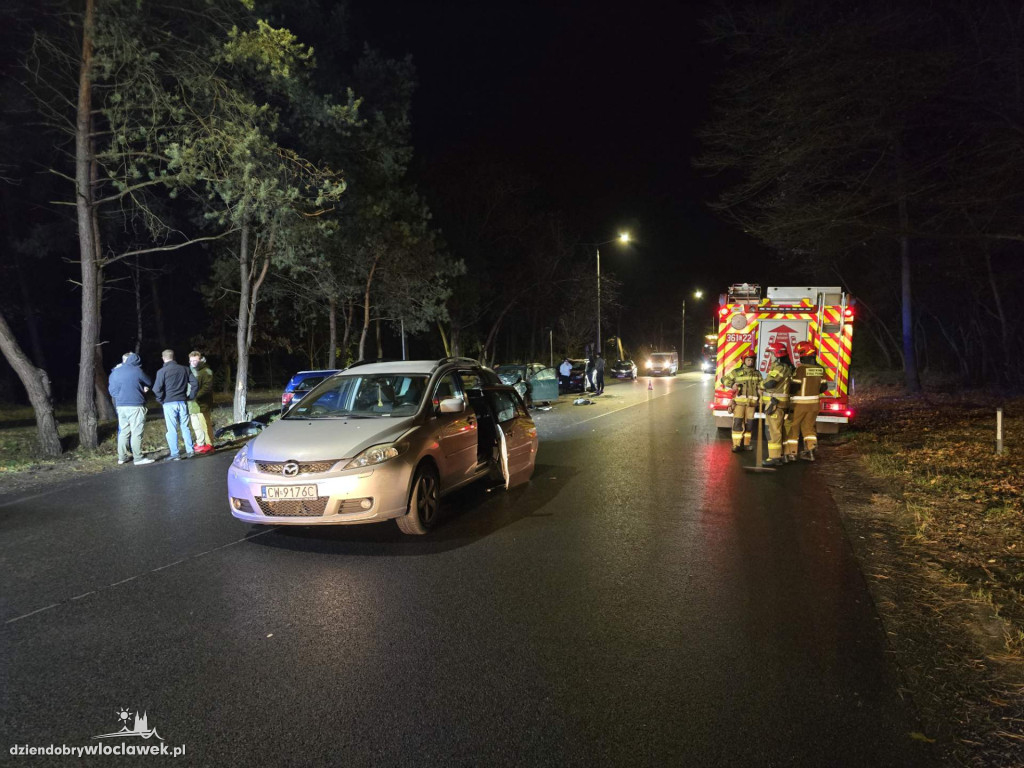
644, 351, 678, 376
610, 359, 638, 380
494, 363, 560, 405
281, 369, 340, 412
228, 358, 538, 534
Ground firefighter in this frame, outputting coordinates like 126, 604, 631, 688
722, 350, 762, 452
760, 341, 795, 467
787, 340, 829, 461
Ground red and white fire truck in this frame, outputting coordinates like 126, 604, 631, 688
710, 284, 855, 433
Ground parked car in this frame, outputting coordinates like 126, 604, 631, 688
494, 363, 560, 405
281, 369, 341, 412
228, 358, 538, 534
610, 359, 638, 380
562, 358, 589, 393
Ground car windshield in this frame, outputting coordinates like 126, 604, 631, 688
285, 373, 428, 419
615, 360, 632, 367
494, 365, 525, 385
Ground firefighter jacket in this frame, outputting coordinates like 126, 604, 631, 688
722, 362, 762, 404
789, 357, 828, 405
760, 360, 795, 406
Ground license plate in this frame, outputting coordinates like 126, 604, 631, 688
261, 485, 318, 500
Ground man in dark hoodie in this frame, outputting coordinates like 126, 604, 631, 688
107, 351, 155, 466
152, 349, 197, 460
188, 351, 215, 453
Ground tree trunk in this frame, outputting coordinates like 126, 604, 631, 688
75, 0, 99, 450
327, 296, 337, 369
0, 308, 62, 457
234, 222, 271, 422
437, 321, 451, 357
357, 250, 382, 361
233, 224, 252, 423
375, 318, 383, 360
93, 346, 116, 421
899, 236, 920, 392
148, 272, 167, 350
984, 251, 1011, 383
132, 258, 143, 353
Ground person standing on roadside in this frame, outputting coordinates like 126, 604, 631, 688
152, 349, 197, 460
188, 351, 215, 454
788, 340, 829, 461
585, 356, 596, 393
722, 350, 762, 452
558, 357, 572, 392
595, 353, 606, 395
107, 351, 155, 466
760, 341, 795, 467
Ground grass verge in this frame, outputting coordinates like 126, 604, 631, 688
835, 385, 1024, 766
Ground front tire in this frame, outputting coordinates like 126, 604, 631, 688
396, 464, 440, 535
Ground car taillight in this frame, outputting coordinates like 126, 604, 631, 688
845, 409, 854, 418
843, 307, 855, 320
826, 402, 843, 411
718, 307, 730, 318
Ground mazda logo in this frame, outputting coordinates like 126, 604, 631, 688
282, 461, 300, 477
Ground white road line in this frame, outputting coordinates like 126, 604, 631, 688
574, 382, 701, 427
3, 527, 278, 626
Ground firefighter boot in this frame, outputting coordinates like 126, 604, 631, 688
799, 449, 816, 462
762, 458, 784, 467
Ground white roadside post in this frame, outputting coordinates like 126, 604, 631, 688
996, 407, 1004, 455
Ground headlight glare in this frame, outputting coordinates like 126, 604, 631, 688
344, 441, 407, 469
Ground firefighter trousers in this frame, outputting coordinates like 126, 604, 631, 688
788, 402, 819, 454
766, 408, 788, 459
731, 401, 756, 448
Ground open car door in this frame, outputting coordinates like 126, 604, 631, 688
483, 386, 538, 488
529, 367, 560, 404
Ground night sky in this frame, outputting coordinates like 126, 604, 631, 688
353, 0, 765, 335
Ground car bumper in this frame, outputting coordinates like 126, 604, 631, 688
227, 464, 411, 526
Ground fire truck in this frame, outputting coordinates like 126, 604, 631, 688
710, 284, 855, 433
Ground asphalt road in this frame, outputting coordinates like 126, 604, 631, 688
0, 373, 935, 766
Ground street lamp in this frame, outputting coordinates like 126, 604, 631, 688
681, 289, 703, 369
596, 232, 630, 357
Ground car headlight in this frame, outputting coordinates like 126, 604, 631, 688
646, 360, 653, 368
232, 445, 251, 471
344, 441, 408, 469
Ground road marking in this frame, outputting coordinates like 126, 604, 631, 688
3, 527, 277, 626
574, 382, 701, 428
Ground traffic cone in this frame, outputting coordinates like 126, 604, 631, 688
647, 380, 653, 391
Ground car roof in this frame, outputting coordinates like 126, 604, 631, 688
338, 359, 488, 376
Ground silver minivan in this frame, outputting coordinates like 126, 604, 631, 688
227, 358, 538, 534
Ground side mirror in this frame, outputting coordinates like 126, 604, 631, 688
438, 397, 465, 414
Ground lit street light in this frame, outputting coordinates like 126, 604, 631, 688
596, 232, 630, 357
681, 289, 703, 368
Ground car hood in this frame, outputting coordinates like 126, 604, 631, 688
250, 416, 416, 462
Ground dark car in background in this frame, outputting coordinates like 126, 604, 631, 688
281, 369, 341, 412
610, 359, 638, 380
561, 359, 589, 393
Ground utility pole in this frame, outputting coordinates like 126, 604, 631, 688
681, 300, 686, 368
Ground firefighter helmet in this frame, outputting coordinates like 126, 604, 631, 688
794, 340, 816, 357
741, 350, 756, 361
767, 341, 788, 357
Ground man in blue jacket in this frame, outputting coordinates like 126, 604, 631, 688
107, 352, 155, 466
152, 349, 197, 460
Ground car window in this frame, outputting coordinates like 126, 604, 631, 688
489, 390, 519, 424
287, 374, 427, 418
294, 375, 329, 392
433, 373, 463, 405
533, 368, 556, 382
458, 369, 487, 392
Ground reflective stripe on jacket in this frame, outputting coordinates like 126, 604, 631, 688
722, 363, 763, 404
